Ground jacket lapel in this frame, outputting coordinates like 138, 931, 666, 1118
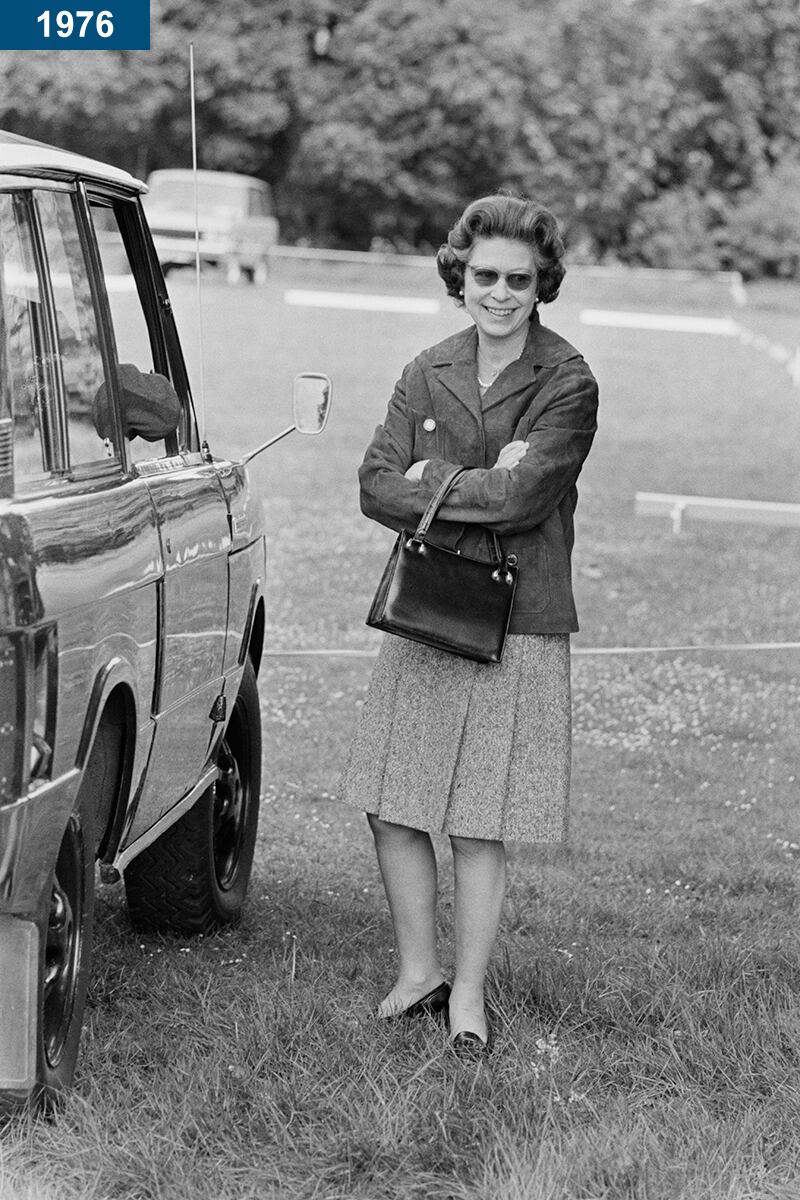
480, 318, 543, 413
429, 326, 483, 426
480, 356, 538, 414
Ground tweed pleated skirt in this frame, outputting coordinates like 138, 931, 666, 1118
339, 633, 571, 843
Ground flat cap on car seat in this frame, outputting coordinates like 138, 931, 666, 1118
93, 362, 181, 442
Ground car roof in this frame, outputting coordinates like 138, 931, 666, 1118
0, 129, 144, 191
147, 168, 268, 189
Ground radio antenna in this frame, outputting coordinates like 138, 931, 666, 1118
189, 42, 210, 460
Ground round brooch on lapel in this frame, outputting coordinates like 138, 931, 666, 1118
423, 418, 436, 432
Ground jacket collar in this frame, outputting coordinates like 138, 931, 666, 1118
428, 312, 578, 422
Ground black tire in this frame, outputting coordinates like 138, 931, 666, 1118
123, 660, 262, 934
34, 785, 95, 1109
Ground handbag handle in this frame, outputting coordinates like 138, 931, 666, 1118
412, 466, 507, 566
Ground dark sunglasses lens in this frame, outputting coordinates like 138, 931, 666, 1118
469, 268, 533, 291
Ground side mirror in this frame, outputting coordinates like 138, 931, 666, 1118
240, 372, 332, 465
293, 372, 332, 435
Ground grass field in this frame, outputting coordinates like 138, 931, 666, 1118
1, 262, 799, 1200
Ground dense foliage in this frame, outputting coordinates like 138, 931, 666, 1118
1, 0, 799, 274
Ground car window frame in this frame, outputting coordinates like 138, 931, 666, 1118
1, 178, 125, 491
79, 182, 203, 466
32, 185, 126, 482
0, 183, 63, 483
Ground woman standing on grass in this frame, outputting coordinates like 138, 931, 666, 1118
341, 193, 598, 1054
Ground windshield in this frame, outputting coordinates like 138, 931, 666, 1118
145, 177, 249, 219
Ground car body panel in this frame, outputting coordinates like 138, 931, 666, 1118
1, 478, 161, 906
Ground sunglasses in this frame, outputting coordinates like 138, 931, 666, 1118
467, 266, 535, 292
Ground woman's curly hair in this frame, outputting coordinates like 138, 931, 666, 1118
436, 194, 566, 310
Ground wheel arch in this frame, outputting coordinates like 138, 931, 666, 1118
74, 660, 138, 861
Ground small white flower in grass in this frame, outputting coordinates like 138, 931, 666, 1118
534, 1032, 560, 1063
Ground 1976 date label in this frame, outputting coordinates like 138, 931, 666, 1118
37, 10, 114, 38
2, 0, 149, 49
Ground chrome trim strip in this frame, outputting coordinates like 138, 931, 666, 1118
113, 764, 217, 872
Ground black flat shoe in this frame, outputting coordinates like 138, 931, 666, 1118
450, 1028, 491, 1057
391, 981, 451, 1021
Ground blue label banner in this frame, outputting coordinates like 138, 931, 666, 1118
1, 0, 150, 49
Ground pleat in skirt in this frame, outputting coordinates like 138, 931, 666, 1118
339, 633, 571, 843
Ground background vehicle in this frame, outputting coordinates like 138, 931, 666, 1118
143, 168, 279, 284
0, 130, 329, 1111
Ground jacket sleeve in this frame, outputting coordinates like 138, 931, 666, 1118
419, 359, 598, 535
358, 362, 435, 533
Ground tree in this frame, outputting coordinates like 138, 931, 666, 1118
282, 0, 555, 247
1, 0, 799, 273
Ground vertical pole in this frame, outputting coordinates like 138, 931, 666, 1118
189, 42, 209, 459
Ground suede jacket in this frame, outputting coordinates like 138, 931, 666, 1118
359, 313, 598, 635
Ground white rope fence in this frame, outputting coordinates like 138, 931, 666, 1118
264, 640, 800, 659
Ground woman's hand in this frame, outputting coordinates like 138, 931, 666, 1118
404, 460, 428, 481
492, 440, 529, 470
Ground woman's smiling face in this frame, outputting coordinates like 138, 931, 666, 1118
463, 237, 538, 341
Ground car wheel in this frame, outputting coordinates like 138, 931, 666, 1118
123, 660, 262, 934
224, 256, 243, 285
35, 787, 95, 1109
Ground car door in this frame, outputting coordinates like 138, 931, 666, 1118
0, 182, 162, 813
85, 189, 231, 842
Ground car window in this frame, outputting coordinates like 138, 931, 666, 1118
36, 190, 118, 472
89, 194, 185, 460
0, 192, 55, 489
90, 198, 172, 462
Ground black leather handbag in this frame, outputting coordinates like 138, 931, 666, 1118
366, 467, 519, 663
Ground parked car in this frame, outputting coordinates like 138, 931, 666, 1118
142, 168, 279, 283
0, 129, 330, 1111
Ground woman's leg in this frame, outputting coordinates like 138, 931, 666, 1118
367, 814, 446, 1017
448, 836, 507, 1043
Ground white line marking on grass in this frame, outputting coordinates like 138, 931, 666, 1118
285, 289, 440, 314
580, 308, 800, 390
579, 309, 740, 336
